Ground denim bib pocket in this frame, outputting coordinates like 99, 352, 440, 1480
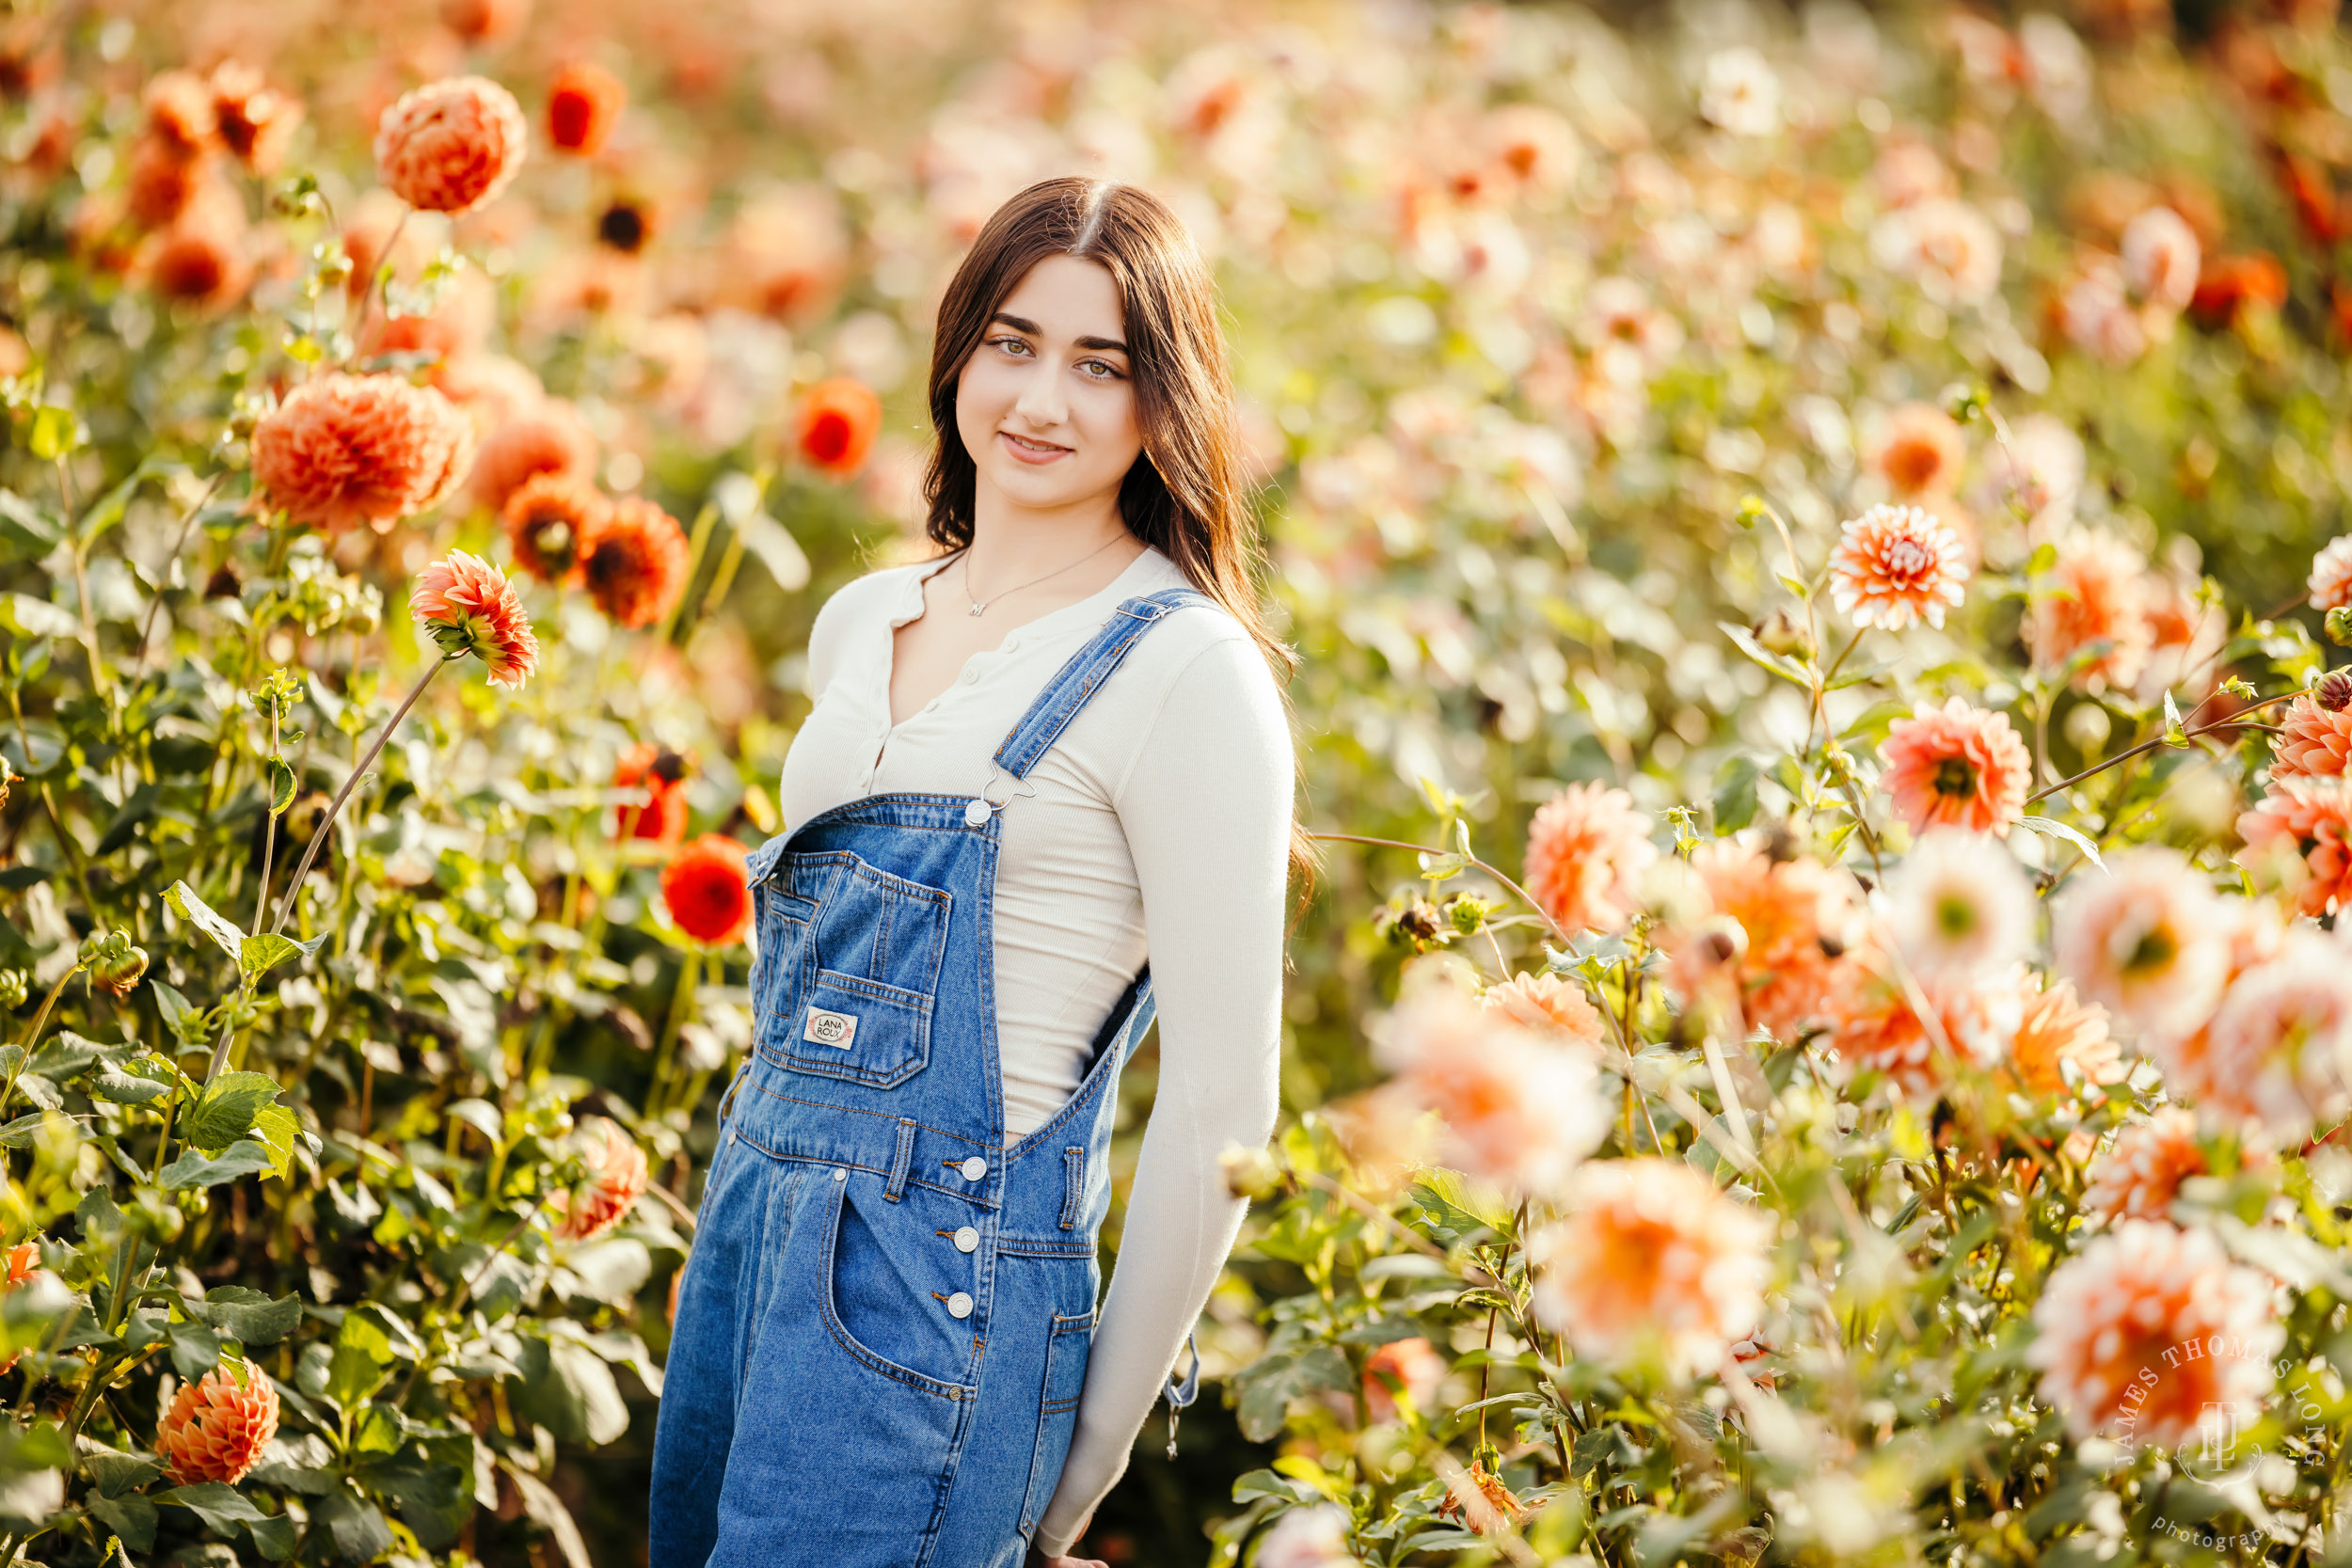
1018, 1311, 1095, 1537
768, 850, 951, 1087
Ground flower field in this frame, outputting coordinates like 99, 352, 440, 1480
2, 0, 2352, 1564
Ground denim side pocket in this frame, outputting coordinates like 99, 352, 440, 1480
1019, 1312, 1095, 1538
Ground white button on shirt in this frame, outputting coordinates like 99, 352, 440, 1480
774, 543, 1290, 1559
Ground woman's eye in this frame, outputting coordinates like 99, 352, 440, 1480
991, 337, 1031, 356
1079, 359, 1123, 380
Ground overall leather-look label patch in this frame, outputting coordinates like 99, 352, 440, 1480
803, 1006, 858, 1049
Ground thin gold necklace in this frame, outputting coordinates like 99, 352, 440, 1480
960, 532, 1128, 618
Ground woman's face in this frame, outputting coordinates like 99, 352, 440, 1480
954, 254, 1143, 521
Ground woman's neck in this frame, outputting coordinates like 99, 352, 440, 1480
961, 486, 1138, 591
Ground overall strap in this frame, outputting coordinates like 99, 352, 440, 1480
991, 588, 1213, 780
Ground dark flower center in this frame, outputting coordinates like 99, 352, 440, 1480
1932, 756, 1978, 798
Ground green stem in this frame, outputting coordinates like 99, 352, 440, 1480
269, 656, 449, 937
0, 963, 87, 1117
1306, 832, 1573, 946
647, 949, 701, 1116
2026, 687, 2304, 805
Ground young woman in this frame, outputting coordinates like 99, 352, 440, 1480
650, 178, 1305, 1568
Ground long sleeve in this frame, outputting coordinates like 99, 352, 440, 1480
1033, 630, 1293, 1557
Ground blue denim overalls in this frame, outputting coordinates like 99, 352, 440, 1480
649, 587, 1211, 1568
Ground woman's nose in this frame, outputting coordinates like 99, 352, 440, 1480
1011, 361, 1067, 427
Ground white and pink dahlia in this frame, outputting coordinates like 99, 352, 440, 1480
1881, 828, 2036, 983
2026, 1221, 2280, 1450
1522, 783, 1657, 936
2049, 847, 2228, 1042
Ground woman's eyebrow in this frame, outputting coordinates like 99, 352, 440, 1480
988, 311, 1129, 355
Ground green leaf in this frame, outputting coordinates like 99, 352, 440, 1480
167, 1316, 222, 1380
250, 1104, 300, 1180
2016, 816, 2106, 870
85, 1492, 155, 1552
514, 1329, 629, 1445
1415, 851, 1467, 881
185, 1288, 301, 1346
239, 931, 324, 980
1, 594, 77, 641
185, 1072, 281, 1153
25, 405, 81, 460
90, 784, 159, 858
264, 757, 295, 817
151, 983, 204, 1047
164, 881, 246, 964
325, 1312, 393, 1410
315, 1483, 393, 1562
157, 1480, 269, 1533
78, 1447, 163, 1499
87, 1062, 171, 1105
0, 489, 57, 556
246, 1511, 297, 1560
1718, 622, 1811, 688
1711, 754, 1759, 832
2162, 691, 2189, 748
159, 1139, 273, 1191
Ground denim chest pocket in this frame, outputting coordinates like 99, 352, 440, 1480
769, 851, 951, 1089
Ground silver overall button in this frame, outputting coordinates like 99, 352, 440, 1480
953, 1226, 979, 1253
946, 1291, 974, 1319
833, 1167, 847, 1182
960, 1156, 988, 1181
963, 798, 991, 827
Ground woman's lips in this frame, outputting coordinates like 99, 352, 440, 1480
999, 430, 1072, 465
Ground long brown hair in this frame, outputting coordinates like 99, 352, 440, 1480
921, 176, 1318, 918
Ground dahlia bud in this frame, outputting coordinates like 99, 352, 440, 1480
78, 930, 149, 998
1385, 897, 1445, 950
1446, 895, 1492, 936
0, 753, 14, 811
1734, 495, 1768, 531
1754, 606, 1814, 659
2327, 608, 2352, 648
157, 1360, 280, 1485
2318, 669, 2352, 713
0, 971, 24, 1009
1218, 1142, 1283, 1202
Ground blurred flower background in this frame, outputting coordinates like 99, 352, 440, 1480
4, 0, 2352, 1564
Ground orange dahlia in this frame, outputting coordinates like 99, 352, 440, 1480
1869, 404, 1966, 499
207, 61, 302, 174
2308, 536, 2352, 614
124, 136, 208, 230
613, 742, 691, 846
662, 834, 753, 945
2026, 1220, 2280, 1449
1876, 696, 2031, 838
251, 373, 475, 533
374, 76, 528, 215
584, 496, 691, 629
2008, 975, 2123, 1098
1360, 1336, 1446, 1424
1522, 783, 1656, 936
145, 204, 251, 314
2026, 529, 2153, 693
797, 377, 882, 479
2237, 779, 2352, 917
1480, 971, 1607, 1050
502, 473, 610, 587
0, 1242, 40, 1374
410, 550, 540, 689
1368, 966, 1609, 1196
2190, 252, 2287, 329
142, 70, 219, 159
2270, 693, 2352, 780
157, 1361, 280, 1485
2082, 1109, 2207, 1225
1824, 958, 2021, 1098
1662, 840, 1857, 1042
553, 1117, 650, 1243
1827, 503, 1969, 631
466, 397, 597, 515
547, 62, 625, 156
1528, 1158, 1772, 1378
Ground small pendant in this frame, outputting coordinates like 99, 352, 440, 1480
967, 602, 987, 617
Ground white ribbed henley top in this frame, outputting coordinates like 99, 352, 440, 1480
775, 542, 1290, 1556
